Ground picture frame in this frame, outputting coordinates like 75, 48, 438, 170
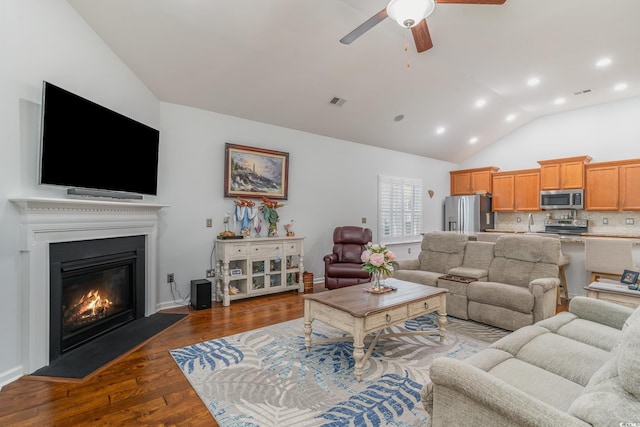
620, 269, 639, 288
224, 143, 289, 200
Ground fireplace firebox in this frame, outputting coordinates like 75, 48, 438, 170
49, 236, 146, 361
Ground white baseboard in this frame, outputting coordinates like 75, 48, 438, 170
0, 365, 24, 389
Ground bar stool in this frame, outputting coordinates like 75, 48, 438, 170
585, 238, 636, 283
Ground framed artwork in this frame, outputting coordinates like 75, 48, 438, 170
224, 143, 289, 200
620, 269, 639, 287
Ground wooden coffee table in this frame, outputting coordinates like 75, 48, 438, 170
303, 278, 448, 381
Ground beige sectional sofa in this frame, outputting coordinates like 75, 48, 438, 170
424, 296, 640, 426
393, 231, 560, 331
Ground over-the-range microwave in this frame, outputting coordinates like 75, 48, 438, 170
540, 189, 584, 210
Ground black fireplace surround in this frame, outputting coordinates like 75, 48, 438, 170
49, 236, 145, 362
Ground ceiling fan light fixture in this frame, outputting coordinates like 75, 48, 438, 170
387, 0, 436, 28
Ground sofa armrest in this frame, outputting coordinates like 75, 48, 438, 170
323, 253, 338, 265
393, 259, 420, 271
569, 296, 634, 330
528, 277, 559, 293
428, 358, 589, 427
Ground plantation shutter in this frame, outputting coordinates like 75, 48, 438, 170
378, 175, 423, 244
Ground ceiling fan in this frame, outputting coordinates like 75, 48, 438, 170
340, 0, 506, 53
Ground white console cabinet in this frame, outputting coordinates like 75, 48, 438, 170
215, 236, 305, 306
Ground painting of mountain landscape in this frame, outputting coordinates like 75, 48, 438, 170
224, 143, 289, 199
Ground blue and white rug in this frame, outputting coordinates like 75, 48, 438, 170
170, 314, 508, 427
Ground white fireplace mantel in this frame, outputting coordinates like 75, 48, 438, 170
10, 197, 168, 374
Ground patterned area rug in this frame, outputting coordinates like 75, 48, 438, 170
170, 314, 508, 426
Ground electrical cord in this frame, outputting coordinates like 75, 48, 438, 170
168, 277, 191, 307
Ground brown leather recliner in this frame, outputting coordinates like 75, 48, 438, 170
323, 226, 373, 290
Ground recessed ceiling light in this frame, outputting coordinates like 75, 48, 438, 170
436, 127, 446, 135
596, 58, 612, 67
469, 137, 478, 144
527, 77, 540, 86
505, 114, 516, 122
554, 97, 567, 105
614, 82, 628, 91
475, 99, 486, 108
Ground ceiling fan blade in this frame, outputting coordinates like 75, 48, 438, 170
340, 8, 388, 45
411, 19, 433, 52
435, 0, 506, 4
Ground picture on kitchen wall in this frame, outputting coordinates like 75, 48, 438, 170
620, 269, 639, 288
224, 143, 289, 200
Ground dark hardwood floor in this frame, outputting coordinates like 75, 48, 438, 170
0, 290, 570, 426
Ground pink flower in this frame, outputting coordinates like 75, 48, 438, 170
361, 250, 372, 263
369, 252, 386, 267
386, 251, 396, 261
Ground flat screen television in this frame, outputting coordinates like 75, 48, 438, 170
39, 81, 160, 198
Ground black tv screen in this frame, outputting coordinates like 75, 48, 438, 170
40, 81, 160, 196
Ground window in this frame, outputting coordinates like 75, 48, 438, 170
378, 175, 423, 244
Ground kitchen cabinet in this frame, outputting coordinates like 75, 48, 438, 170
492, 169, 541, 212
450, 166, 499, 195
538, 156, 591, 190
586, 159, 640, 211
215, 236, 304, 306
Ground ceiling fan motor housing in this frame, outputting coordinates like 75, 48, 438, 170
387, 0, 436, 28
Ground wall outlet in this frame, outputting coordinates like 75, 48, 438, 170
516, 217, 521, 223
408, 247, 412, 254
626, 218, 635, 225
206, 269, 215, 278
206, 218, 212, 228
361, 217, 367, 224
167, 273, 174, 283
602, 218, 608, 225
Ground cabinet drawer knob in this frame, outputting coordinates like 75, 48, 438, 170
424, 302, 429, 309
385, 313, 391, 322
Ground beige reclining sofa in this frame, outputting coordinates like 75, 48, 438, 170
424, 297, 640, 426
393, 231, 560, 331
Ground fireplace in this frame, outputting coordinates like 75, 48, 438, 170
49, 236, 146, 362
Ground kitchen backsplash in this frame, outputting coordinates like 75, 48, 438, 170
495, 211, 640, 235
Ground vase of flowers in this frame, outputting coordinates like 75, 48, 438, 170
361, 243, 396, 291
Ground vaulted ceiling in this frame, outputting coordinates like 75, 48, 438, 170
67, 0, 640, 163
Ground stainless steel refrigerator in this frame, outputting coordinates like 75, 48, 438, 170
443, 194, 494, 234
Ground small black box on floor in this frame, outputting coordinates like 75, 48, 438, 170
190, 279, 212, 310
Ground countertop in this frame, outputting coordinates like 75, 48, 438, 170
483, 229, 640, 243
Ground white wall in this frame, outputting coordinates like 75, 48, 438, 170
154, 103, 454, 307
458, 95, 640, 171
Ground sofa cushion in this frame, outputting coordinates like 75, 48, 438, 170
467, 281, 534, 313
447, 266, 488, 280
568, 355, 640, 426
490, 325, 611, 386
536, 312, 623, 352
418, 232, 467, 274
488, 235, 559, 287
487, 358, 584, 412
448, 241, 494, 279
392, 270, 440, 287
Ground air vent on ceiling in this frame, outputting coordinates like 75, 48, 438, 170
573, 89, 592, 96
329, 96, 346, 106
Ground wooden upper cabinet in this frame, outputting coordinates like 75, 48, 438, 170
450, 166, 499, 195
514, 169, 541, 211
620, 162, 640, 210
585, 159, 640, 211
538, 156, 591, 190
492, 169, 540, 212
491, 173, 514, 211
